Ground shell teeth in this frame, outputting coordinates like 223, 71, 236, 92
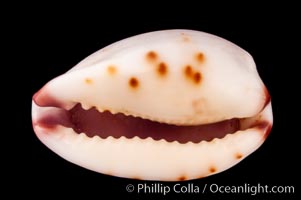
91, 134, 102, 142
77, 129, 236, 144
74, 132, 89, 143
78, 132, 88, 139
81, 103, 93, 110
106, 109, 118, 115
74, 103, 202, 125
70, 126, 253, 146
76, 132, 104, 143
95, 107, 105, 113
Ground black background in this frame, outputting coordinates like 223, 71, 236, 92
8, 5, 298, 199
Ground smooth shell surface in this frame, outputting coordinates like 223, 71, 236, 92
32, 30, 273, 181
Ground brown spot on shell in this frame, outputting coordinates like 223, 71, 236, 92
132, 177, 141, 180
183, 65, 202, 85
181, 32, 190, 42
157, 62, 168, 76
196, 52, 205, 63
85, 78, 93, 84
235, 153, 243, 159
107, 66, 117, 75
182, 36, 190, 42
146, 51, 158, 62
193, 72, 202, 84
192, 98, 206, 114
185, 65, 193, 77
209, 166, 216, 173
129, 77, 139, 89
178, 176, 186, 181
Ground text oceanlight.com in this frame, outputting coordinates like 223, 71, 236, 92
126, 183, 294, 195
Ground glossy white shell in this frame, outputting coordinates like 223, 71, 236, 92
32, 30, 273, 181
